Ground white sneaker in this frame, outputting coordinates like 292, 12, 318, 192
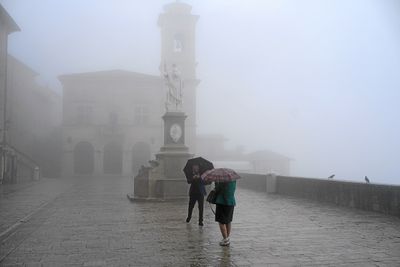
219, 238, 230, 246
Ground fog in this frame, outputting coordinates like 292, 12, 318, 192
1, 0, 400, 184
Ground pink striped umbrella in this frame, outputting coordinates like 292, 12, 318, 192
201, 168, 241, 183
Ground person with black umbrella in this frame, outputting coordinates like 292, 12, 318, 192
186, 164, 206, 226
183, 157, 214, 226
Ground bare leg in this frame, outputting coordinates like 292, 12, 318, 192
226, 223, 231, 237
218, 223, 228, 239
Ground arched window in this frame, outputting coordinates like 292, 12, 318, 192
173, 33, 184, 53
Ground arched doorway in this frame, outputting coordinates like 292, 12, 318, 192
103, 142, 122, 174
74, 142, 94, 175
132, 142, 151, 175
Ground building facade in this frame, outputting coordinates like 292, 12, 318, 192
196, 134, 291, 175
60, 2, 199, 178
247, 150, 291, 175
0, 5, 19, 183
7, 55, 62, 181
1, 4, 62, 183
60, 71, 165, 177
0, 5, 19, 139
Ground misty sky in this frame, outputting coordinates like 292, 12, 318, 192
1, 0, 400, 184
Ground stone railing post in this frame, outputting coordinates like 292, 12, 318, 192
266, 173, 277, 193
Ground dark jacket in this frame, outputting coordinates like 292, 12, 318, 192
187, 175, 206, 196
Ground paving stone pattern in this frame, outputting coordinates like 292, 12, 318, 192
1, 176, 400, 266
0, 178, 74, 235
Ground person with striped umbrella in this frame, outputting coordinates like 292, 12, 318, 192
202, 168, 240, 246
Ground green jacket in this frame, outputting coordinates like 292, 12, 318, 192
215, 181, 236, 206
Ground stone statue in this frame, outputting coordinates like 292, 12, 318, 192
162, 62, 183, 111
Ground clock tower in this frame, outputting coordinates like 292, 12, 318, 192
158, 1, 199, 153
132, 2, 197, 200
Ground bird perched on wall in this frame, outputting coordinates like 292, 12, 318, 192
328, 174, 335, 179
365, 176, 370, 184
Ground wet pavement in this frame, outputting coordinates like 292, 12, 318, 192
0, 176, 400, 266
0, 178, 73, 237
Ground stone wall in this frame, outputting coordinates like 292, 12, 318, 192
238, 173, 400, 217
237, 173, 266, 192
277, 176, 400, 217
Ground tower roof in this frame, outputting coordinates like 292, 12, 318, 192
163, 1, 192, 14
158, 1, 198, 27
0, 4, 20, 34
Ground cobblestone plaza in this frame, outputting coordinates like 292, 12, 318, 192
1, 176, 400, 266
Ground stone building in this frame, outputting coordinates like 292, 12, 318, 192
60, 2, 198, 178
196, 134, 227, 160
0, 4, 19, 183
7, 55, 62, 180
247, 150, 291, 175
60, 71, 164, 177
1, 5, 62, 183
197, 134, 291, 175
0, 5, 19, 135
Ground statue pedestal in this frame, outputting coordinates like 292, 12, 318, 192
130, 111, 192, 201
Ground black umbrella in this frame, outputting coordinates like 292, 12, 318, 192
183, 157, 214, 182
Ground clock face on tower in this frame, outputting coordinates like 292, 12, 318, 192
169, 123, 182, 143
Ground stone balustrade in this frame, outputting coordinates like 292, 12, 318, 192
238, 173, 400, 217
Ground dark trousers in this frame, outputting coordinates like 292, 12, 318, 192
187, 195, 204, 222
